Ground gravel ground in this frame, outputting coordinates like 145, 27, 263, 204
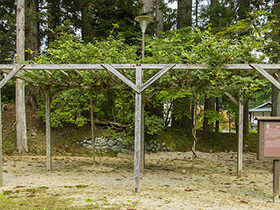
1, 151, 280, 209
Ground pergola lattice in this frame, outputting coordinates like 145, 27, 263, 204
0, 63, 280, 192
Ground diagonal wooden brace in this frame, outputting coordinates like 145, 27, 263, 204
250, 64, 280, 90
139, 64, 176, 93
101, 63, 138, 93
0, 64, 25, 89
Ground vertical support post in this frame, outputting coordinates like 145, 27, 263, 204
273, 70, 280, 203
16, 0, 27, 153
0, 90, 2, 186
141, 32, 145, 60
90, 89, 95, 164
140, 91, 145, 172
134, 65, 143, 193
237, 94, 244, 177
45, 87, 52, 171
273, 160, 280, 202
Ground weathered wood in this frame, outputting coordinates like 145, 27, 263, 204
0, 90, 2, 186
102, 64, 138, 93
237, 95, 244, 177
58, 69, 71, 80
0, 65, 25, 89
90, 90, 95, 164
73, 69, 86, 80
139, 64, 176, 93
45, 87, 52, 171
16, 78, 28, 153
1, 63, 280, 71
44, 70, 53, 76
1, 70, 34, 83
224, 91, 238, 106
134, 65, 143, 193
16, 0, 27, 153
273, 160, 280, 203
250, 64, 280, 90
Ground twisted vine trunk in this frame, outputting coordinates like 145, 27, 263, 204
191, 92, 199, 169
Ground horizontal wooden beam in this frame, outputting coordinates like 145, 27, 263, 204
0, 64, 280, 71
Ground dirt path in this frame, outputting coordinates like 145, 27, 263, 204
1, 151, 279, 209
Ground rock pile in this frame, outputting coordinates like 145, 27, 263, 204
77, 137, 172, 153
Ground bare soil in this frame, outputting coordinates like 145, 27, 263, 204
1, 151, 280, 209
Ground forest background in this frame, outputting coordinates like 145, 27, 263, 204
1, 0, 280, 152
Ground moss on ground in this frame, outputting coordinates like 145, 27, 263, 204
146, 129, 257, 153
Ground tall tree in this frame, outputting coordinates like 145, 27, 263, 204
171, 0, 193, 132
26, 0, 39, 60
177, 0, 193, 28
155, 0, 164, 37
238, 0, 250, 20
139, 0, 154, 16
271, 0, 280, 116
0, 0, 16, 63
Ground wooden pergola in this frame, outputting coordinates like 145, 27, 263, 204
0, 63, 280, 193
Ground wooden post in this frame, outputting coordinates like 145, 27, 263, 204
273, 160, 280, 202
273, 70, 280, 203
237, 94, 244, 177
140, 90, 145, 172
134, 65, 143, 193
90, 89, 95, 164
0, 90, 2, 186
16, 0, 28, 153
45, 87, 52, 171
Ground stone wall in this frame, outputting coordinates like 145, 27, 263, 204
77, 136, 172, 153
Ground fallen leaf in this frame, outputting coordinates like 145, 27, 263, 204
14, 186, 26, 189
184, 188, 199, 192
27, 194, 36, 197
171, 178, 183, 180
218, 190, 227, 193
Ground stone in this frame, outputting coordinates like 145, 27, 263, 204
108, 139, 115, 147
111, 145, 121, 152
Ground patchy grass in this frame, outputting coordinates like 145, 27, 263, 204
147, 128, 257, 153
0, 188, 74, 210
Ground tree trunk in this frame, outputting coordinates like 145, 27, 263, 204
272, 0, 280, 116
177, 0, 192, 29
210, 0, 219, 28
25, 0, 39, 60
203, 96, 214, 132
243, 98, 249, 135
238, 0, 250, 20
171, 96, 192, 133
155, 0, 164, 37
102, 90, 115, 120
215, 98, 219, 132
47, 0, 60, 44
81, 2, 94, 42
139, 0, 154, 16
